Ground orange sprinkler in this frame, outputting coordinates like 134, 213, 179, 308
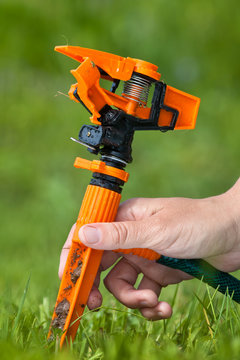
48, 46, 200, 347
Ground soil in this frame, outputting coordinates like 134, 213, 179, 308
71, 249, 80, 266
51, 298, 70, 330
70, 260, 83, 285
64, 285, 72, 291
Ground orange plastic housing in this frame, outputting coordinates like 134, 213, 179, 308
55, 46, 200, 128
74, 157, 129, 182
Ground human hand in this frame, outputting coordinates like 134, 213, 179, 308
59, 227, 190, 320
59, 179, 240, 320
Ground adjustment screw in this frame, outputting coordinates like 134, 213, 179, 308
106, 111, 115, 120
87, 131, 91, 137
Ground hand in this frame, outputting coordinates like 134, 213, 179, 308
59, 227, 190, 320
59, 178, 240, 320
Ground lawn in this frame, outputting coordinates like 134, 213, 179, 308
1, 0, 240, 358
1, 279, 240, 359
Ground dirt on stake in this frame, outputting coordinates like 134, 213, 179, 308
52, 299, 70, 330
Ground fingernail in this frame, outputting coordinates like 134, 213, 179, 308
80, 226, 101, 245
139, 301, 149, 307
157, 311, 163, 318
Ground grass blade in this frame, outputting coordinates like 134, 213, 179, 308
13, 275, 31, 333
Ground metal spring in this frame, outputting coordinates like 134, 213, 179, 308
122, 73, 152, 106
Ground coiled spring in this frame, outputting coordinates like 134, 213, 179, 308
122, 73, 153, 106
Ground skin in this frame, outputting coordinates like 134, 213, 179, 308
59, 178, 240, 321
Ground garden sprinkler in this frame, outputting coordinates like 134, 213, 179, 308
48, 46, 240, 348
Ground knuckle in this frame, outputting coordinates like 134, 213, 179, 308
148, 216, 170, 250
117, 198, 145, 221
111, 222, 129, 247
160, 280, 169, 288
117, 198, 137, 221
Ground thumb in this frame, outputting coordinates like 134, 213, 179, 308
78, 220, 159, 251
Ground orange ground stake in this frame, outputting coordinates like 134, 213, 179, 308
48, 184, 122, 347
48, 161, 160, 348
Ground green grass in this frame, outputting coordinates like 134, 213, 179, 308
1, 0, 240, 358
1, 278, 240, 360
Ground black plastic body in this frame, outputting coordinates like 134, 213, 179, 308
75, 81, 179, 163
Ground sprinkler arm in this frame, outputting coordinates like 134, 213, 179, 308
55, 46, 200, 129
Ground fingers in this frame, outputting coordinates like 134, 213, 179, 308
104, 258, 173, 321
87, 270, 102, 310
123, 254, 192, 285
87, 251, 120, 310
140, 302, 172, 320
104, 258, 159, 309
138, 274, 161, 298
138, 275, 172, 320
87, 285, 102, 310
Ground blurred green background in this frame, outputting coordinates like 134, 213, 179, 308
1, 0, 240, 305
